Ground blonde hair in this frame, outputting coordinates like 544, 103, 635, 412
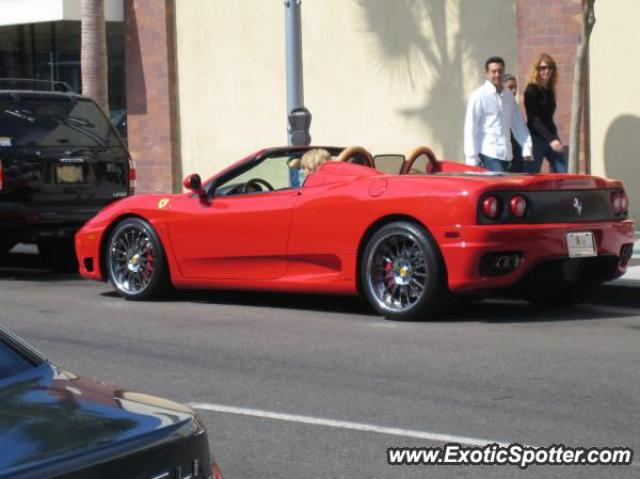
301, 148, 331, 172
527, 53, 558, 96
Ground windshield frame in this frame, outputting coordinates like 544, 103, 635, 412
207, 146, 345, 198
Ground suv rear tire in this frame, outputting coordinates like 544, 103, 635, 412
0, 241, 16, 257
38, 239, 78, 272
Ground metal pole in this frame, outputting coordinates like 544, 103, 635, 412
285, 0, 303, 114
284, 0, 310, 145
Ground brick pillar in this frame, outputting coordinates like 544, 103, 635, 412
516, 0, 589, 172
124, 0, 182, 193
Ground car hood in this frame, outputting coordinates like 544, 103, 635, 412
0, 362, 200, 478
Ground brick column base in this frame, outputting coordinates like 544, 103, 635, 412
125, 0, 181, 193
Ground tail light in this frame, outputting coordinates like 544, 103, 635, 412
610, 191, 625, 215
610, 192, 621, 214
0, 159, 3, 191
510, 195, 527, 218
620, 192, 629, 213
482, 196, 501, 219
128, 157, 136, 195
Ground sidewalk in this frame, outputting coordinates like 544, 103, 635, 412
592, 233, 640, 308
608, 232, 640, 286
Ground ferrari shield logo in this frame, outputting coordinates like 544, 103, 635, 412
158, 198, 170, 209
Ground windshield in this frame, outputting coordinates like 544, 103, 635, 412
215, 153, 309, 196
213, 148, 347, 196
0, 96, 121, 147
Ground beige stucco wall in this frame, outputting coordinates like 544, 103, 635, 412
175, 0, 517, 177
590, 0, 640, 223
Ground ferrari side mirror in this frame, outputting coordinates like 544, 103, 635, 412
183, 173, 201, 191
183, 174, 207, 201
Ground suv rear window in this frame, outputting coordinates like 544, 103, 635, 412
0, 96, 120, 148
0, 340, 35, 380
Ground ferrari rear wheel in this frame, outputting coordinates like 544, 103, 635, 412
361, 222, 445, 320
106, 218, 169, 300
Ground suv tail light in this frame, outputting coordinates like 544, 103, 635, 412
482, 196, 501, 219
510, 195, 527, 218
128, 158, 136, 195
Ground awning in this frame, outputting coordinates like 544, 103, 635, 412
0, 0, 123, 27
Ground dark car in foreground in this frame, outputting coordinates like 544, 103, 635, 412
0, 84, 134, 269
0, 326, 222, 479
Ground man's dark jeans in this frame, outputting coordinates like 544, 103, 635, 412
479, 154, 511, 172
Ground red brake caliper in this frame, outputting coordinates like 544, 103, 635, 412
145, 245, 154, 278
384, 261, 394, 289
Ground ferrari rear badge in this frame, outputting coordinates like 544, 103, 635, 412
572, 197, 583, 216
158, 198, 170, 209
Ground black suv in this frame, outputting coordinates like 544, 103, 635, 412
0, 83, 133, 269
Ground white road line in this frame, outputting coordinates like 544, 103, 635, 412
189, 402, 510, 447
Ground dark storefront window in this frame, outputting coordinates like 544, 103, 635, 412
0, 21, 126, 138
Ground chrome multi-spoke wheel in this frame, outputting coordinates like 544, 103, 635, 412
106, 218, 168, 299
367, 233, 427, 312
361, 222, 444, 320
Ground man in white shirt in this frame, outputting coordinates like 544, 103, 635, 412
464, 56, 532, 172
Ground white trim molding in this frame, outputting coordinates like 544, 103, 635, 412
0, 0, 123, 27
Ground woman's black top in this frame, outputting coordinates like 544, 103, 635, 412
524, 83, 558, 142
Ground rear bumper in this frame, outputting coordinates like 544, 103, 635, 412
0, 203, 103, 242
434, 220, 636, 293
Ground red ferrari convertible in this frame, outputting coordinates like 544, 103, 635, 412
75, 145, 635, 320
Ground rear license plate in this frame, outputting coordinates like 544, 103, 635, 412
566, 232, 596, 258
56, 164, 84, 184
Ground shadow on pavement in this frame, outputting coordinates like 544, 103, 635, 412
583, 284, 640, 309
442, 299, 637, 323
100, 287, 637, 323
105, 288, 378, 317
6, 247, 636, 321
0, 252, 82, 282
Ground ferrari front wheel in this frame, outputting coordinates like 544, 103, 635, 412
361, 222, 445, 321
105, 218, 169, 300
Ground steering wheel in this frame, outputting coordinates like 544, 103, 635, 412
403, 146, 441, 174
241, 178, 274, 193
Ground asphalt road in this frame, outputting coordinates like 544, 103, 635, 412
1, 249, 639, 478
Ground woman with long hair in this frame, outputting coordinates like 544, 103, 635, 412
523, 53, 566, 173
